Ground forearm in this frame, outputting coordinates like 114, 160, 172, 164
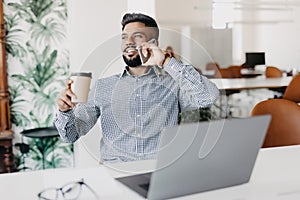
54, 104, 100, 142
54, 109, 79, 142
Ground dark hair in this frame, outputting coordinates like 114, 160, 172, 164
121, 13, 159, 39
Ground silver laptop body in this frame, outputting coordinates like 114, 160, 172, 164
116, 115, 271, 200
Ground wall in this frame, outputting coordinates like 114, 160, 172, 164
246, 9, 300, 70
190, 27, 233, 68
155, 0, 234, 69
231, 1, 300, 70
155, 0, 221, 69
156, 0, 212, 27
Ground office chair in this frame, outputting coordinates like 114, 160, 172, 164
227, 65, 242, 78
265, 66, 282, 78
214, 65, 242, 78
265, 66, 284, 95
251, 98, 300, 148
282, 73, 300, 103
214, 68, 232, 78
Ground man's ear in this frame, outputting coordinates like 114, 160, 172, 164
149, 38, 158, 46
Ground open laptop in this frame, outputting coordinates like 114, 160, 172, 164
116, 115, 271, 200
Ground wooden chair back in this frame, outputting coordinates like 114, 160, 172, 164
228, 65, 242, 78
265, 66, 282, 78
282, 73, 300, 103
214, 65, 241, 78
251, 98, 300, 148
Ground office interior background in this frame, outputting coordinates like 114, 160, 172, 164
3, 0, 300, 171
69, 0, 300, 167
71, 0, 300, 76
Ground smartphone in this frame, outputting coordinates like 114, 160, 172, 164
137, 39, 157, 65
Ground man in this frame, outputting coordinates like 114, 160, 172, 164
54, 13, 219, 163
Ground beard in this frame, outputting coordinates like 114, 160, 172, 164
122, 55, 142, 68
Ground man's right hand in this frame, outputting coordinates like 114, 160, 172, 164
57, 80, 76, 112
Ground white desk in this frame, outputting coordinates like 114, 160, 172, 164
1, 145, 300, 199
211, 76, 292, 91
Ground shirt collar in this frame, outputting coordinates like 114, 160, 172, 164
119, 66, 160, 79
119, 66, 130, 78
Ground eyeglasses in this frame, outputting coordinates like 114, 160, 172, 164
37, 178, 99, 200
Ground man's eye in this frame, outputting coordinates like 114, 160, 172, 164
134, 34, 143, 39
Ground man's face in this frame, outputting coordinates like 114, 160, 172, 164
121, 22, 154, 67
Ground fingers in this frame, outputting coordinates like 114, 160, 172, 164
139, 41, 164, 66
138, 42, 151, 63
67, 79, 73, 89
57, 80, 76, 112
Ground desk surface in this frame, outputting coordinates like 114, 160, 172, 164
210, 76, 292, 90
1, 145, 300, 199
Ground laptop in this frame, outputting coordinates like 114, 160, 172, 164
116, 115, 271, 200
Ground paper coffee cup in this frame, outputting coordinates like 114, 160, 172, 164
70, 72, 92, 103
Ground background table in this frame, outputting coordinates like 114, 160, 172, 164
20, 127, 59, 169
210, 76, 292, 91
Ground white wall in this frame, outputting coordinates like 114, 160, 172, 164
155, 0, 217, 69
68, 0, 126, 70
257, 12, 299, 70
156, 0, 212, 27
127, 0, 155, 15
232, 1, 300, 70
190, 27, 233, 69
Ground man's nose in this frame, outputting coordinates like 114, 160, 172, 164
125, 35, 135, 45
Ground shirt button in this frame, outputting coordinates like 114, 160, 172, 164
136, 94, 139, 97
185, 74, 188, 77
137, 115, 140, 117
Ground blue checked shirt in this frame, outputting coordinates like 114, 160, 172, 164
54, 58, 219, 163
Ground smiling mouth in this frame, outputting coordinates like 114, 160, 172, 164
124, 45, 138, 53
124, 47, 138, 58
126, 48, 137, 53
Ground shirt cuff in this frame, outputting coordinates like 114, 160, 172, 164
164, 57, 185, 78
55, 108, 74, 127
